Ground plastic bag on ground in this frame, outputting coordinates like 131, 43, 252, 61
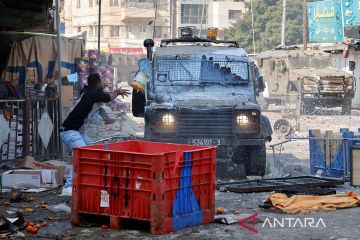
47, 203, 71, 214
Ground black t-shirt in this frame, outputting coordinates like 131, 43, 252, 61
62, 88, 111, 131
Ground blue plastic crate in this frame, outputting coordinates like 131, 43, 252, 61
309, 129, 360, 178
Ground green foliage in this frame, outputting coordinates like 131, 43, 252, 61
225, 0, 304, 53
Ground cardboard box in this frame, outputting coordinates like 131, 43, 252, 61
2, 169, 59, 189
61, 85, 74, 108
17, 156, 65, 186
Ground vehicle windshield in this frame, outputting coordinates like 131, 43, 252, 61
288, 56, 333, 69
155, 56, 249, 86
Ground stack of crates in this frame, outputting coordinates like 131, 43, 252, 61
309, 129, 360, 178
71, 140, 216, 234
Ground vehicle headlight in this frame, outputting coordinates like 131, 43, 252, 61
162, 113, 175, 125
234, 111, 259, 133
236, 114, 248, 125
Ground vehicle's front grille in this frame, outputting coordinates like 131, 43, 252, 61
176, 108, 234, 137
320, 77, 344, 92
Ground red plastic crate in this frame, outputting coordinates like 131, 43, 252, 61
71, 140, 216, 234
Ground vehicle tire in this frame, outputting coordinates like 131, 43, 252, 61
247, 145, 266, 177
273, 119, 292, 137
231, 146, 250, 165
341, 98, 352, 115
233, 145, 266, 176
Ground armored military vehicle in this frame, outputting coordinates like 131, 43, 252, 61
131, 28, 272, 177
256, 48, 354, 114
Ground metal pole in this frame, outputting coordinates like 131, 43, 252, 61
172, 0, 177, 38
281, 0, 286, 46
153, 0, 158, 39
199, 2, 206, 38
250, 0, 256, 54
303, 0, 308, 50
98, 0, 102, 56
55, 0, 63, 160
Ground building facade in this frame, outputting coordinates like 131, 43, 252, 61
61, 0, 247, 52
177, 0, 247, 39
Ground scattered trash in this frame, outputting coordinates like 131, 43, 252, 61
100, 224, 109, 229
9, 192, 25, 203
0, 213, 25, 235
217, 176, 344, 194
6, 208, 23, 215
48, 216, 59, 221
60, 186, 72, 197
40, 204, 48, 209
2, 201, 12, 206
47, 203, 71, 214
24, 208, 34, 214
232, 210, 241, 215
2, 169, 60, 189
315, 169, 323, 177
276, 187, 336, 197
215, 213, 259, 225
27, 196, 35, 202
263, 192, 360, 214
17, 156, 66, 185
64, 174, 72, 188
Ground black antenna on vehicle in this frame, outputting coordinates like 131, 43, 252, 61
144, 39, 155, 60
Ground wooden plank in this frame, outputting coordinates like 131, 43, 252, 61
325, 130, 333, 166
351, 148, 360, 187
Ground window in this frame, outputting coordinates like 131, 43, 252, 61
228, 10, 242, 20
95, 0, 99, 5
89, 26, 93, 37
140, 25, 147, 33
89, 0, 93, 7
233, 0, 243, 2
76, 0, 80, 8
110, 0, 119, 6
94, 26, 103, 37
77, 27, 81, 32
110, 26, 120, 37
181, 4, 208, 24
128, 25, 133, 33
154, 26, 162, 38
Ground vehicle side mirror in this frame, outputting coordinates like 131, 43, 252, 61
350, 61, 356, 71
258, 76, 265, 91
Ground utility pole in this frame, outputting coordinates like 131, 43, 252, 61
172, 0, 177, 38
153, 0, 158, 39
55, 0, 63, 160
199, 2, 206, 37
281, 0, 286, 46
303, 0, 308, 50
98, 0, 102, 57
250, 0, 256, 54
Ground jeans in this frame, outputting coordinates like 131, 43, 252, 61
60, 130, 93, 150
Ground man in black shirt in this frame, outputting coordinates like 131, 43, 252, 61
60, 73, 129, 150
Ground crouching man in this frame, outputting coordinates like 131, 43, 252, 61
60, 73, 129, 150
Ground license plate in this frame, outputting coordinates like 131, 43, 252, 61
188, 138, 224, 146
